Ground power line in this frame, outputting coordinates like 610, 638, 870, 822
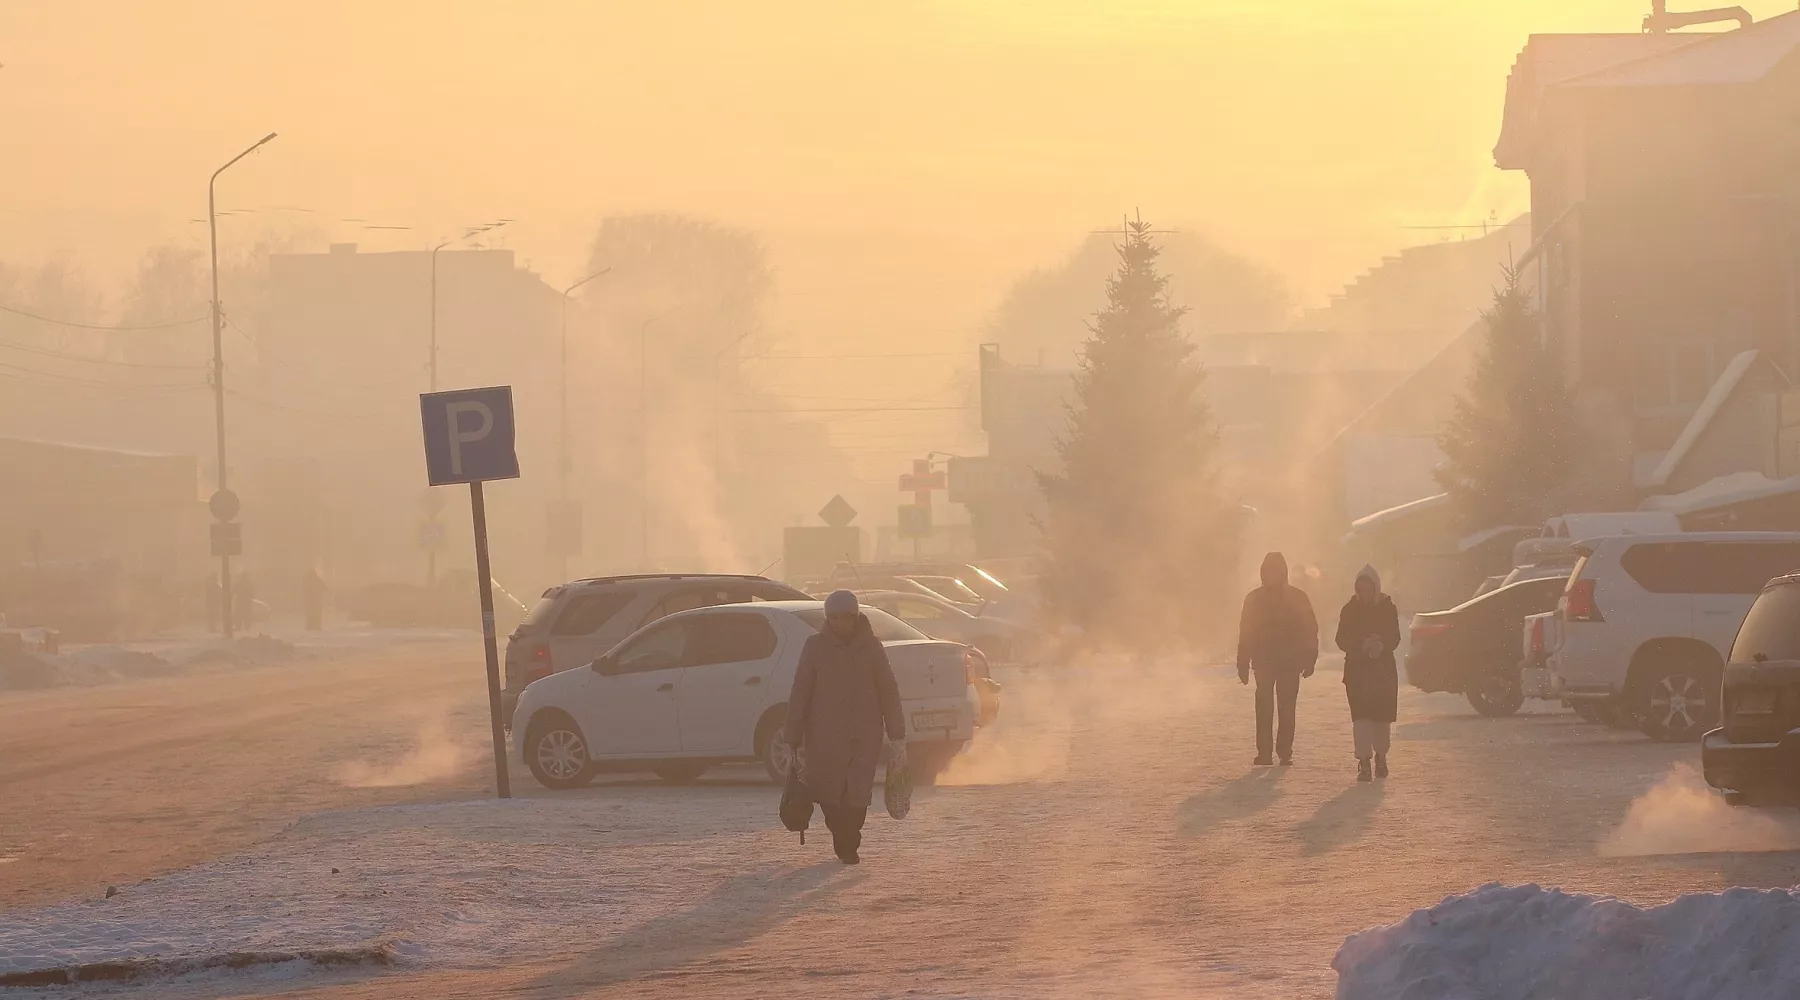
0, 302, 207, 331
223, 316, 426, 392
0, 360, 206, 389
0, 337, 205, 371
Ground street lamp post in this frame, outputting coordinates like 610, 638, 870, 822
555, 266, 611, 582
424, 220, 509, 584
640, 317, 651, 571
208, 131, 277, 640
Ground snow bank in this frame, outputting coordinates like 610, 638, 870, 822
1333, 882, 1800, 1000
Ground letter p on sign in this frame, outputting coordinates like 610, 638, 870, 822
421, 386, 520, 486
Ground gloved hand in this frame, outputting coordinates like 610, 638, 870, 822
1302, 663, 1316, 679
1237, 664, 1250, 685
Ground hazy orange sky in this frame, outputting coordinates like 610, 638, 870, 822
4, 1, 1790, 333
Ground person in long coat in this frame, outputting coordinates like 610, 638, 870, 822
1336, 564, 1401, 781
1237, 552, 1319, 766
784, 590, 905, 864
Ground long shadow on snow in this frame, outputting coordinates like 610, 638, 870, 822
1294, 783, 1386, 856
525, 862, 851, 995
1176, 768, 1287, 838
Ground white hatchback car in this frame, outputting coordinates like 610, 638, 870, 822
512, 601, 984, 789
1549, 532, 1800, 741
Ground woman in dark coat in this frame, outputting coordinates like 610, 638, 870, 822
784, 590, 905, 864
1336, 564, 1401, 782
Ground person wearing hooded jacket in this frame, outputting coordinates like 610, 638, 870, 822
1336, 565, 1401, 781
1237, 552, 1319, 766
784, 590, 906, 864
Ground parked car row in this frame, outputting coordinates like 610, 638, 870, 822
1406, 530, 1800, 749
1541, 532, 1800, 742
501, 570, 1006, 791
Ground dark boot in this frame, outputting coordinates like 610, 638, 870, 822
1357, 759, 1372, 782
1253, 755, 1274, 766
1375, 755, 1388, 779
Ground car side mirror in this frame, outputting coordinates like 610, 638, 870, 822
591, 654, 616, 675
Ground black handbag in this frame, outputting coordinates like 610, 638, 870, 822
779, 756, 813, 844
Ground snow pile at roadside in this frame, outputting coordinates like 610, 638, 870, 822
164, 633, 300, 669
0, 789, 822, 981
1333, 882, 1800, 1000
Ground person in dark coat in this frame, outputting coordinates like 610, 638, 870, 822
1237, 552, 1319, 766
784, 589, 906, 864
1336, 564, 1401, 782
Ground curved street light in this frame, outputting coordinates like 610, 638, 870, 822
208, 131, 277, 639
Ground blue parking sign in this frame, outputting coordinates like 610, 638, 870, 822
420, 386, 520, 485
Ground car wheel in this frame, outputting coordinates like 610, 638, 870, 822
1465, 671, 1525, 717
1637, 666, 1718, 743
524, 713, 595, 790
757, 706, 793, 784
653, 763, 708, 784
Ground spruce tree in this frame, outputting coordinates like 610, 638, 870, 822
1038, 219, 1236, 649
1436, 265, 1577, 528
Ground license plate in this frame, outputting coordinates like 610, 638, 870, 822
911, 709, 958, 732
1736, 690, 1777, 715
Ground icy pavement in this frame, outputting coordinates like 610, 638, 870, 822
5, 661, 1800, 998
0, 792, 805, 979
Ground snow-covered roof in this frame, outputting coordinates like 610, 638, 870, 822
1348, 492, 1450, 534
1640, 349, 1762, 490
1642, 472, 1800, 516
1564, 11, 1800, 89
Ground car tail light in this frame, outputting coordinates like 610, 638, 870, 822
963, 649, 981, 685
1410, 618, 1450, 639
522, 642, 553, 684
1529, 617, 1546, 655
1562, 579, 1603, 622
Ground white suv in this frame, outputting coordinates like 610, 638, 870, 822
1549, 532, 1800, 742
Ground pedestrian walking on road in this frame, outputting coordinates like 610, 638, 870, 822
1336, 564, 1400, 782
784, 589, 906, 865
1237, 552, 1319, 766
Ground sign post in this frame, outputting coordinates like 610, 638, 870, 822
897, 459, 945, 559
420, 385, 521, 799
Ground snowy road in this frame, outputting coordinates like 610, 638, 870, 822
0, 638, 493, 911
6, 657, 1800, 998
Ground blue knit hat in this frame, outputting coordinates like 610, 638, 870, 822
824, 590, 859, 615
